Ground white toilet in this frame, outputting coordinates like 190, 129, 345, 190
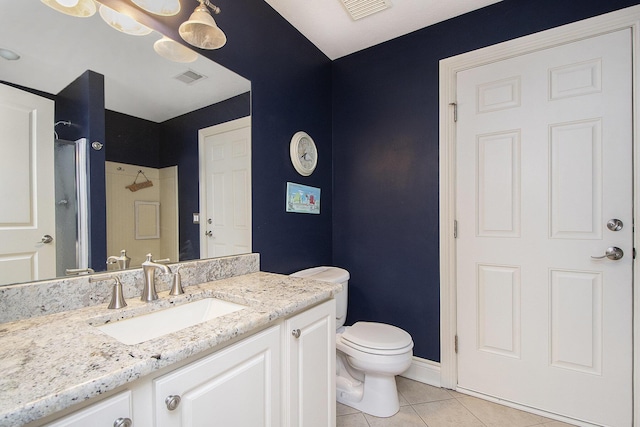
291, 266, 413, 418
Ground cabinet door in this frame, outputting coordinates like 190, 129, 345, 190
154, 325, 280, 427
44, 391, 132, 427
284, 299, 336, 427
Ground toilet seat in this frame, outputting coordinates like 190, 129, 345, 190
340, 322, 413, 355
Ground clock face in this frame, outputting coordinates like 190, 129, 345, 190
290, 132, 317, 176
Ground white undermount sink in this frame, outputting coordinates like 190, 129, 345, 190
95, 298, 246, 345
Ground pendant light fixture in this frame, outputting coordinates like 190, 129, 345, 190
179, 0, 226, 50
153, 36, 198, 63
98, 5, 152, 36
40, 0, 96, 17
130, 0, 180, 16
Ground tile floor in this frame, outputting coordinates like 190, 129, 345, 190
336, 377, 576, 427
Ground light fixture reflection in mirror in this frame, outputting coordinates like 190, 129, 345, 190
40, 0, 96, 17
179, 0, 226, 50
154, 36, 198, 63
131, 0, 180, 16
98, 4, 153, 36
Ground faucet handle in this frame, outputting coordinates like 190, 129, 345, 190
89, 275, 127, 309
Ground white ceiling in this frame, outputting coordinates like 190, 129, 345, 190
264, 0, 503, 60
0, 0, 501, 122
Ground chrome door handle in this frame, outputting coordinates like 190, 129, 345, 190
591, 246, 624, 260
39, 234, 53, 244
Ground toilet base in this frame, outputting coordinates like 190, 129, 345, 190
337, 372, 401, 418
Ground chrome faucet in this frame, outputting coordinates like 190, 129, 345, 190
141, 254, 171, 302
106, 249, 131, 270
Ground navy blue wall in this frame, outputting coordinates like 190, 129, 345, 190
105, 111, 161, 168
332, 0, 640, 361
56, 71, 106, 271
103, 0, 334, 273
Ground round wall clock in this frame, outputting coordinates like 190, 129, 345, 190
290, 131, 318, 176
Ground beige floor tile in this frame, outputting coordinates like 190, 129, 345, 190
337, 413, 370, 427
457, 396, 548, 427
413, 399, 485, 427
538, 422, 578, 427
338, 402, 362, 416
364, 406, 427, 427
396, 377, 453, 404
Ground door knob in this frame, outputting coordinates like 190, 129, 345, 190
292, 329, 301, 338
591, 246, 624, 260
205, 231, 213, 237
38, 234, 53, 244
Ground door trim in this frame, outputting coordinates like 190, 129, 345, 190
198, 116, 252, 259
438, 5, 640, 424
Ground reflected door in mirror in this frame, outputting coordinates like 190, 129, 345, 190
0, 84, 56, 285
199, 119, 252, 258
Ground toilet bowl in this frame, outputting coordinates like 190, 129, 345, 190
290, 267, 414, 418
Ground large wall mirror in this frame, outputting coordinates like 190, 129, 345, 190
0, 0, 251, 286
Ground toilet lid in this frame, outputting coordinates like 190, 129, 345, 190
341, 322, 413, 351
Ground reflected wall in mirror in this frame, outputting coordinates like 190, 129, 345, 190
0, 0, 251, 286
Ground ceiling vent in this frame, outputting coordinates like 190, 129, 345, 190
174, 69, 207, 85
340, 0, 392, 20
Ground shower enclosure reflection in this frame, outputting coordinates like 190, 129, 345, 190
54, 138, 89, 276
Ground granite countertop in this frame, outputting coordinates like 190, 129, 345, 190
0, 272, 341, 426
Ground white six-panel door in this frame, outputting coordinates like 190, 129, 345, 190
455, 30, 632, 426
198, 117, 251, 259
0, 84, 56, 285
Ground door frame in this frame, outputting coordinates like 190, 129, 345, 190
198, 116, 252, 259
438, 5, 640, 424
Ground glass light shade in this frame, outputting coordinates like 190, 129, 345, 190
130, 0, 180, 16
40, 0, 96, 17
56, 0, 80, 7
99, 5, 152, 36
179, 5, 226, 50
153, 37, 198, 63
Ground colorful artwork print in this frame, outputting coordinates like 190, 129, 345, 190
286, 182, 321, 214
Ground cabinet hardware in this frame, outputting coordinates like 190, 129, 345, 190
165, 395, 181, 411
113, 417, 132, 427
292, 329, 301, 338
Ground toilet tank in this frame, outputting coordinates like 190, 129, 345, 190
290, 266, 350, 329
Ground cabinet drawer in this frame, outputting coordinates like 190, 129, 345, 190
154, 325, 281, 427
44, 390, 132, 427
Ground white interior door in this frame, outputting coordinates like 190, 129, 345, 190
455, 30, 632, 426
199, 118, 251, 258
0, 84, 56, 285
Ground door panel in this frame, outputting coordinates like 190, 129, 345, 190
0, 84, 55, 284
456, 29, 632, 426
199, 122, 251, 258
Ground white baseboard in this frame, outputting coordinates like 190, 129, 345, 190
399, 357, 441, 388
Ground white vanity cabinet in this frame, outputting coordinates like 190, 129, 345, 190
43, 391, 132, 427
153, 325, 281, 427
283, 299, 336, 427
38, 299, 336, 427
